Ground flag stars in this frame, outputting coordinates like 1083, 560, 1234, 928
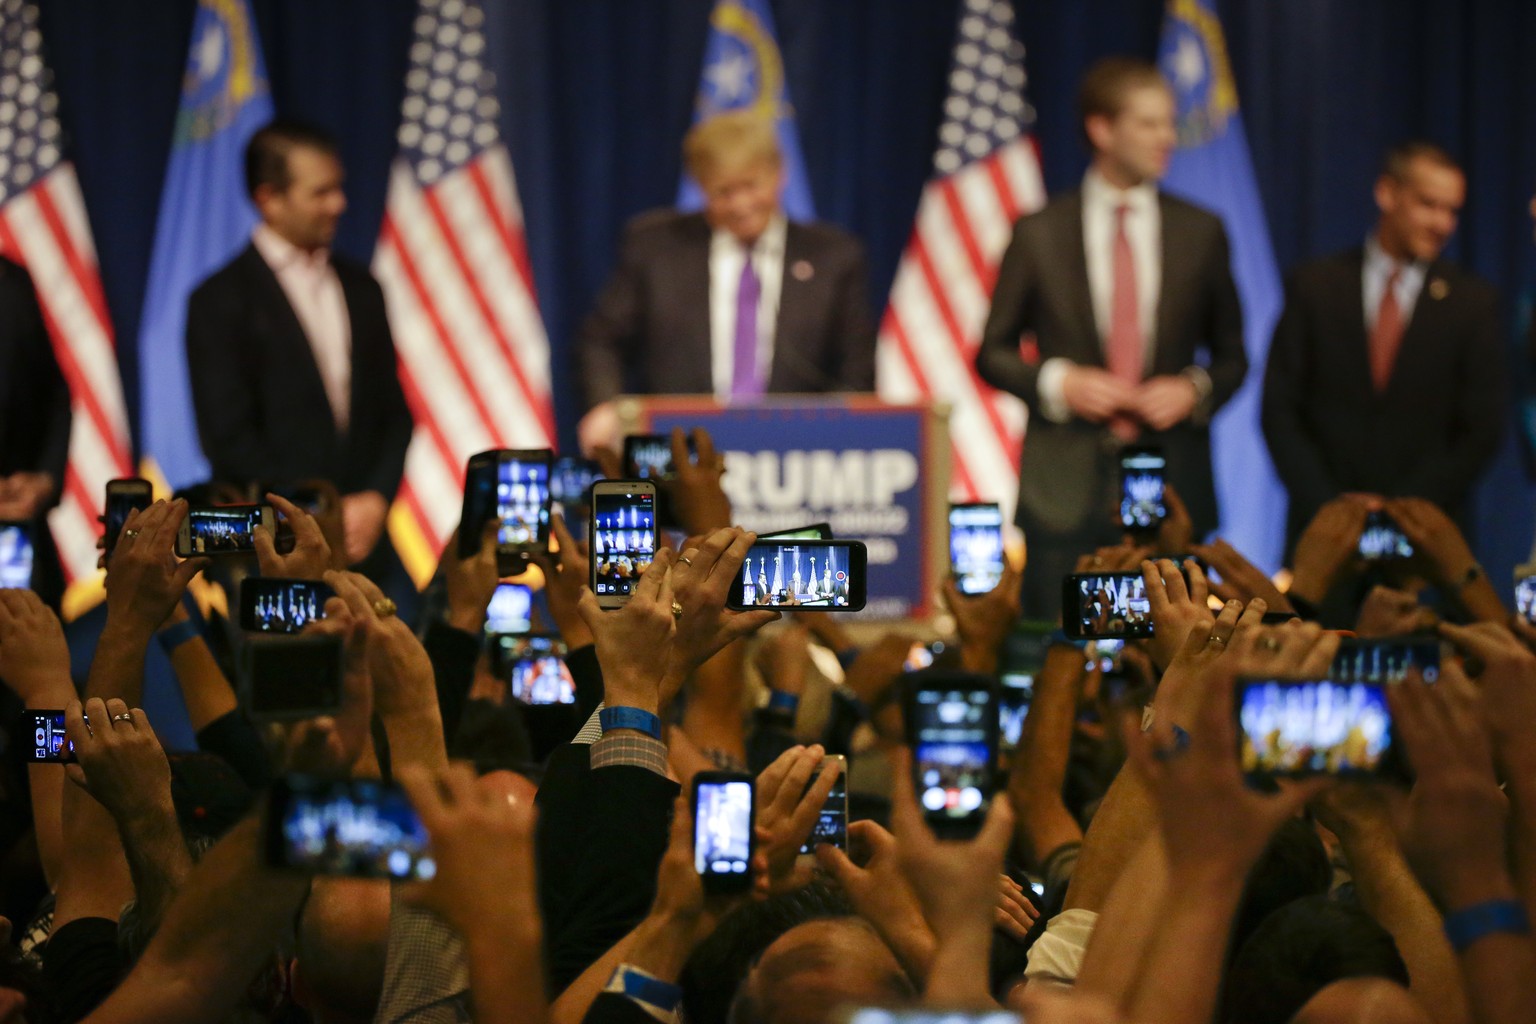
1170, 33, 1205, 89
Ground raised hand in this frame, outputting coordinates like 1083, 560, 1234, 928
441, 520, 501, 635
577, 549, 678, 715
667, 529, 778, 689
531, 513, 593, 650
1141, 557, 1214, 671
668, 426, 732, 535
0, 589, 70, 700
64, 697, 173, 827
105, 499, 209, 634
752, 745, 840, 894
282, 608, 373, 777
254, 490, 336, 580
1288, 494, 1372, 607
942, 558, 1022, 675
1191, 537, 1293, 613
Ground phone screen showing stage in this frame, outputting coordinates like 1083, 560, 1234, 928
0, 524, 33, 589
503, 635, 575, 705
949, 503, 1005, 596
591, 489, 657, 598
485, 582, 533, 636
728, 540, 866, 610
1120, 448, 1167, 530
241, 578, 334, 634
910, 682, 995, 834
496, 455, 550, 548
267, 776, 435, 880
186, 507, 265, 554
1237, 679, 1394, 778
1063, 572, 1154, 638
1358, 511, 1413, 560
1331, 639, 1440, 685
693, 776, 753, 888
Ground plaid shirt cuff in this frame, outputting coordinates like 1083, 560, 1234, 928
591, 730, 668, 776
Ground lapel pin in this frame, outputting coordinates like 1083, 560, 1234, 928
1428, 279, 1449, 300
791, 260, 814, 282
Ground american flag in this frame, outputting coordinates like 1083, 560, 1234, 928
374, 0, 555, 582
0, 0, 132, 599
876, 0, 1044, 517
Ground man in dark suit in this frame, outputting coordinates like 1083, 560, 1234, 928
1262, 142, 1503, 546
976, 58, 1247, 615
0, 255, 71, 606
576, 110, 875, 452
186, 121, 412, 571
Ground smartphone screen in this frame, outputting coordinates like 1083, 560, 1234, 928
693, 772, 755, 893
500, 634, 575, 705
998, 674, 1033, 751
239, 634, 345, 720
0, 523, 33, 589
266, 775, 435, 880
179, 505, 269, 556
624, 433, 696, 481
1120, 447, 1167, 531
240, 578, 334, 634
550, 456, 600, 542
1358, 511, 1413, 561
1331, 638, 1440, 685
591, 483, 657, 606
726, 540, 868, 611
458, 450, 553, 558
484, 582, 533, 636
1237, 678, 1396, 779
949, 503, 1005, 596
1062, 572, 1154, 639
906, 674, 997, 839
20, 710, 73, 763
799, 755, 848, 854
1515, 573, 1536, 623
104, 478, 153, 555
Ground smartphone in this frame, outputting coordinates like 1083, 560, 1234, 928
238, 633, 345, 721
905, 672, 998, 839
799, 754, 848, 854
19, 710, 74, 763
175, 505, 274, 557
550, 456, 601, 542
903, 640, 951, 672
761, 522, 833, 541
1062, 572, 1154, 639
1515, 572, 1536, 623
693, 771, 755, 894
589, 481, 658, 608
498, 634, 575, 705
726, 539, 868, 611
623, 433, 695, 481
239, 578, 334, 634
998, 674, 1033, 751
1331, 637, 1440, 685
1120, 446, 1167, 532
265, 775, 435, 880
484, 582, 533, 637
1236, 678, 1397, 779
0, 522, 33, 589
1358, 511, 1413, 561
103, 478, 153, 556
457, 449, 554, 572
948, 502, 1005, 596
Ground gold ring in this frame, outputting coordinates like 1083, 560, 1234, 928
372, 598, 398, 619
671, 600, 684, 620
1208, 634, 1228, 646
678, 555, 694, 566
123, 529, 140, 539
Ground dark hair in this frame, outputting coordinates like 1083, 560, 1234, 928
1230, 816, 1333, 957
1222, 895, 1409, 1024
1076, 56, 1168, 144
244, 120, 339, 200
1380, 140, 1461, 184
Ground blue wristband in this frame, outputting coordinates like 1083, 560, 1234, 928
619, 966, 681, 1011
157, 618, 202, 655
767, 690, 800, 714
1443, 900, 1530, 953
598, 706, 662, 740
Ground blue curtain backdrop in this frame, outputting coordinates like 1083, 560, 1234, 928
35, 0, 1536, 583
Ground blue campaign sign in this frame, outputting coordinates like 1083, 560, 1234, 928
641, 398, 942, 619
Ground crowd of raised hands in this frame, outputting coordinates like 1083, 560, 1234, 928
0, 427, 1532, 1024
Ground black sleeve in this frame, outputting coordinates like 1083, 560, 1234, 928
422, 619, 482, 742
830, 237, 876, 391
975, 218, 1045, 407
195, 709, 272, 793
42, 916, 125, 1023
186, 278, 268, 485
565, 644, 604, 719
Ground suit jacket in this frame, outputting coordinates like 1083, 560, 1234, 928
1261, 248, 1504, 539
185, 244, 412, 497
577, 210, 876, 409
0, 256, 70, 490
975, 191, 1246, 537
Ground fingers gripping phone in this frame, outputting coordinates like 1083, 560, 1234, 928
799, 754, 848, 854
948, 502, 1005, 596
904, 672, 998, 840
693, 771, 755, 894
104, 478, 153, 556
590, 481, 657, 609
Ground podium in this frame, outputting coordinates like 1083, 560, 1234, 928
617, 395, 950, 620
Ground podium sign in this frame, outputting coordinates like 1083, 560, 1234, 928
622, 396, 949, 620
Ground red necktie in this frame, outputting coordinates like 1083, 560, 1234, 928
1369, 268, 1404, 392
1107, 204, 1142, 439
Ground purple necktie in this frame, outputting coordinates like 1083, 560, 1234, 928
731, 246, 762, 399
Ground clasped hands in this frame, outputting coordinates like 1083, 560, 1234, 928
1061, 365, 1199, 431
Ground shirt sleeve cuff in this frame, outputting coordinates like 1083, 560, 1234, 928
591, 729, 669, 776
1036, 357, 1075, 423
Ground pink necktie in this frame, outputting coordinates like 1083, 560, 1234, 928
1370, 268, 1404, 392
1107, 204, 1142, 439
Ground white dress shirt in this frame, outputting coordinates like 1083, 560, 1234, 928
251, 224, 352, 431
1361, 234, 1427, 331
1036, 169, 1162, 424
708, 213, 786, 400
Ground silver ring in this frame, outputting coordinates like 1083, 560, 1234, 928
1208, 634, 1228, 647
111, 712, 133, 723
678, 555, 694, 566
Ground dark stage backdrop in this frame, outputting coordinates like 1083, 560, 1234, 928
35, 0, 1536, 584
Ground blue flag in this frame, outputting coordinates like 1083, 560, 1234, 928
677, 0, 815, 219
138, 0, 274, 489
1159, 0, 1286, 572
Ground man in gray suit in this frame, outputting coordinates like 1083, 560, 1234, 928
976, 57, 1246, 614
576, 111, 875, 452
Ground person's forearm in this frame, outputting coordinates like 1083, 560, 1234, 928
550, 929, 641, 1024
1452, 576, 1507, 625
1127, 864, 1245, 1024
1010, 647, 1085, 866
1441, 873, 1536, 1024
380, 703, 450, 772
1074, 837, 1165, 1005
116, 802, 194, 936
923, 928, 995, 1007
1337, 820, 1470, 1024
85, 621, 151, 706
168, 637, 239, 731
465, 916, 549, 1024
1501, 761, 1536, 926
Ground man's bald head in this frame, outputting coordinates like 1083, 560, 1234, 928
291, 879, 392, 1024
728, 918, 914, 1024
1291, 977, 1433, 1024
